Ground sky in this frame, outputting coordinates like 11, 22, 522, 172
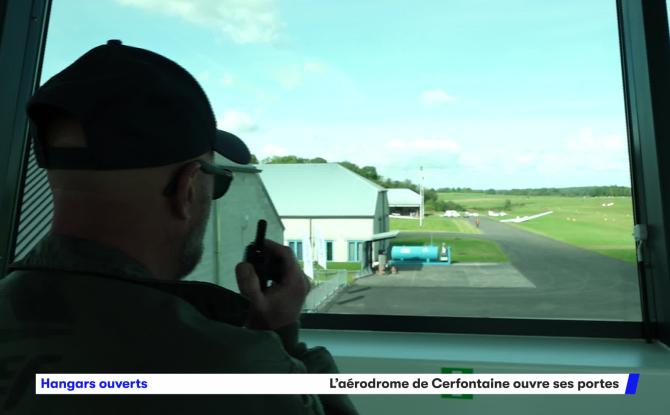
41, 0, 633, 189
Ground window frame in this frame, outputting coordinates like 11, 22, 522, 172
303, 0, 670, 344
287, 240, 303, 260
1, 0, 668, 345
615, 0, 670, 345
0, 0, 51, 277
347, 240, 363, 262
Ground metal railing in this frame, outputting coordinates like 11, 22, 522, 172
303, 269, 349, 312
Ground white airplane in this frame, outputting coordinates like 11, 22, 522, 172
500, 211, 553, 223
488, 211, 508, 217
442, 210, 460, 217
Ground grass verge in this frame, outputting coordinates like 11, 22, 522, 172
440, 192, 636, 263
390, 216, 480, 234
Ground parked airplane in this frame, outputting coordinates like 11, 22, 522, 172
488, 210, 508, 217
500, 211, 554, 223
442, 210, 461, 217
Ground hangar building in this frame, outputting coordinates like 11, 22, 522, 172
258, 163, 390, 263
387, 188, 421, 217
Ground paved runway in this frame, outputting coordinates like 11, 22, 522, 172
321, 218, 641, 321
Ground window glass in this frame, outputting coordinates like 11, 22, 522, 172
348, 241, 364, 262
326, 241, 333, 262
288, 240, 303, 260
35, 0, 640, 322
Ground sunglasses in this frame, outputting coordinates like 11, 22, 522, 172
162, 159, 234, 200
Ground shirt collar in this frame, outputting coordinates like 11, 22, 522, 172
9, 233, 250, 326
10, 233, 155, 281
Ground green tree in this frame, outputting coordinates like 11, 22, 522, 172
424, 188, 438, 203
338, 160, 360, 173
431, 199, 464, 212
263, 155, 303, 164
503, 199, 512, 210
359, 165, 380, 181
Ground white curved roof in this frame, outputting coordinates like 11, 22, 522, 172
257, 163, 384, 217
387, 188, 421, 207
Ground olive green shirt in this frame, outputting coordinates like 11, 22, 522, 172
0, 234, 358, 414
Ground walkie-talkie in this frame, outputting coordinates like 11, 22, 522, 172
244, 219, 283, 291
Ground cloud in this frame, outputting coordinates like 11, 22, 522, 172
457, 152, 491, 170
275, 66, 302, 89
254, 89, 280, 103
303, 60, 329, 74
447, 129, 630, 185
218, 110, 258, 133
515, 154, 537, 165
386, 138, 461, 152
420, 88, 455, 106
343, 126, 630, 188
566, 129, 627, 152
219, 73, 235, 87
561, 129, 629, 172
196, 70, 211, 84
274, 59, 330, 89
374, 138, 462, 172
116, 0, 282, 44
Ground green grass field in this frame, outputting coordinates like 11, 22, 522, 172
327, 262, 361, 271
390, 237, 508, 263
439, 192, 636, 263
390, 215, 480, 234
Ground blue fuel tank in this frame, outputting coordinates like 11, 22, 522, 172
390, 245, 439, 262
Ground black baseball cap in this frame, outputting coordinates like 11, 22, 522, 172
27, 39, 250, 170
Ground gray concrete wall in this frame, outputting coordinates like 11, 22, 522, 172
186, 171, 283, 292
374, 190, 391, 254
373, 190, 389, 234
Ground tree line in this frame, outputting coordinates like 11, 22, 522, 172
255, 155, 632, 209
436, 186, 632, 197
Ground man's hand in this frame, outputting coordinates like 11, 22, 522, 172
235, 240, 311, 330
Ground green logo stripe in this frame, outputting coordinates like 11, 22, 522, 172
440, 367, 474, 400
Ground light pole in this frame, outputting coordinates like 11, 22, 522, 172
419, 166, 424, 227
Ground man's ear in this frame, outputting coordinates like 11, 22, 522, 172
168, 162, 201, 220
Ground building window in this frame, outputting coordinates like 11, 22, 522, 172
348, 241, 363, 262
288, 240, 303, 260
326, 241, 333, 261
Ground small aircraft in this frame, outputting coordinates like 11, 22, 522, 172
442, 210, 461, 217
500, 211, 553, 223
488, 210, 508, 217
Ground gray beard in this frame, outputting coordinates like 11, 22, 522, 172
176, 207, 210, 279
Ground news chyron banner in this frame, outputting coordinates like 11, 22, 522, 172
36, 373, 640, 395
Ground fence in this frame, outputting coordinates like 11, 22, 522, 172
303, 269, 349, 312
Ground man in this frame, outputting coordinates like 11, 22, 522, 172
377, 250, 387, 275
0, 40, 358, 414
